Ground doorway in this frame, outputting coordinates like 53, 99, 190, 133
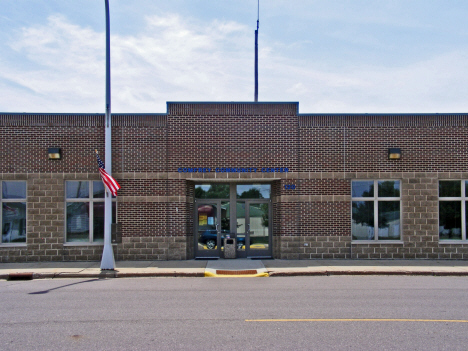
194, 183, 272, 259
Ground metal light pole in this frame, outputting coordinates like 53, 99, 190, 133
100, 0, 115, 270
254, 0, 259, 102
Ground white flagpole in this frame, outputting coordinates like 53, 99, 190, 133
101, 0, 116, 270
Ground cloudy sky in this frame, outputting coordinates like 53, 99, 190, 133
1, 0, 468, 114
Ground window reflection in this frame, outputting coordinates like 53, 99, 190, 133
249, 203, 269, 250
195, 184, 229, 199
352, 201, 374, 240
65, 181, 116, 243
197, 204, 218, 250
439, 201, 462, 240
2, 182, 26, 199
237, 184, 270, 199
378, 181, 400, 198
439, 181, 461, 198
93, 181, 106, 198
66, 181, 89, 199
92, 202, 116, 242
2, 203, 26, 243
378, 201, 400, 240
66, 202, 90, 242
351, 181, 374, 198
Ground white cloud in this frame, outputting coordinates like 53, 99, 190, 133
0, 10, 468, 113
0, 13, 255, 112
260, 49, 468, 113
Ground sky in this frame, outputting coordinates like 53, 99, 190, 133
1, 0, 468, 114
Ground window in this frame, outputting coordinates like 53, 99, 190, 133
351, 180, 401, 241
1, 181, 27, 244
237, 184, 270, 199
195, 184, 230, 199
438, 180, 468, 240
66, 181, 116, 243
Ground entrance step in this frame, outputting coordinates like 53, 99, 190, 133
205, 259, 269, 277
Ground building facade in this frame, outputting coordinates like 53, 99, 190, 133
1, 102, 468, 262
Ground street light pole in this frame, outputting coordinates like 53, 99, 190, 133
254, 0, 259, 102
100, 0, 115, 270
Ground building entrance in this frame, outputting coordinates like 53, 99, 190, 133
194, 184, 272, 259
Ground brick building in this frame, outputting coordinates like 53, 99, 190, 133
1, 102, 468, 262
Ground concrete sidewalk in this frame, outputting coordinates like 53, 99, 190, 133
1, 259, 468, 280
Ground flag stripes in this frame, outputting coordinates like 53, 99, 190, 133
96, 150, 120, 196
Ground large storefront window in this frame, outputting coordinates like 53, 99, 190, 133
351, 180, 401, 241
438, 180, 468, 240
66, 181, 116, 243
1, 181, 27, 244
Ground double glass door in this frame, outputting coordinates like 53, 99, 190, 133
195, 199, 271, 258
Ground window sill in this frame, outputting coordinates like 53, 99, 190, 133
439, 240, 468, 244
351, 240, 404, 245
0, 243, 27, 248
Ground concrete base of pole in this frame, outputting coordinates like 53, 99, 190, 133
100, 243, 115, 270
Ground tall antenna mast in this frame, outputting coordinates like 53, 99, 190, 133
254, 0, 259, 102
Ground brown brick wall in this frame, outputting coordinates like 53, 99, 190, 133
119, 203, 167, 237
1, 125, 103, 173
299, 114, 468, 173
167, 103, 299, 172
2, 108, 468, 262
118, 180, 167, 197
298, 202, 350, 237
113, 125, 167, 173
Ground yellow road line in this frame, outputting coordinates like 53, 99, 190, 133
245, 318, 468, 323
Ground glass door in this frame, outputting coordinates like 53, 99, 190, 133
195, 200, 230, 258
236, 200, 271, 257
246, 201, 271, 257
195, 202, 220, 258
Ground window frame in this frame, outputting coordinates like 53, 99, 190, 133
1, 180, 27, 245
351, 180, 402, 242
65, 180, 116, 244
438, 180, 467, 241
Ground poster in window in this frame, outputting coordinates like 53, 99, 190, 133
199, 214, 207, 226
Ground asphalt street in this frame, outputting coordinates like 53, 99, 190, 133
1, 276, 468, 350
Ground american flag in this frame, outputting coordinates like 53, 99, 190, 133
95, 150, 120, 196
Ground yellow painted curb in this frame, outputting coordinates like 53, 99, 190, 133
205, 271, 269, 278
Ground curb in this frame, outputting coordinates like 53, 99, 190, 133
3, 271, 468, 280
116, 272, 204, 278
268, 271, 468, 277
1, 272, 205, 280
